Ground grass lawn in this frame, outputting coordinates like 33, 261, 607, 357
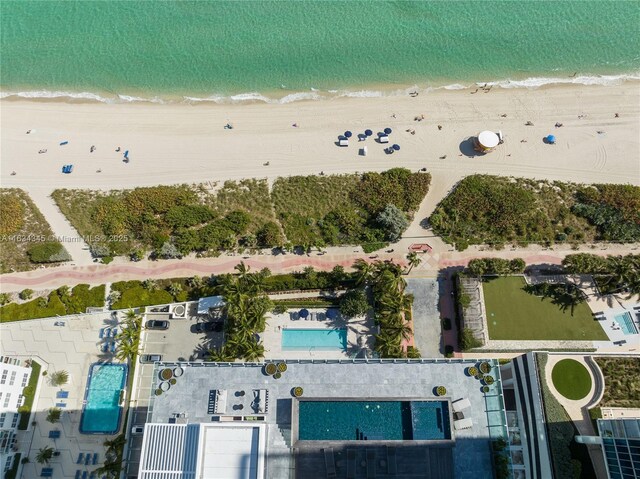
18, 360, 41, 429
552, 359, 592, 400
483, 277, 607, 341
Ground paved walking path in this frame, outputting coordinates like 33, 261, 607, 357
27, 187, 94, 266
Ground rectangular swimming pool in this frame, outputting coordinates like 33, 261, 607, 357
281, 328, 347, 351
613, 311, 638, 335
80, 363, 127, 434
297, 400, 450, 441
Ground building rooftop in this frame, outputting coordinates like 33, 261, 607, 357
147, 359, 507, 479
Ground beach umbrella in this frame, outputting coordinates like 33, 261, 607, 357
384, 127, 392, 135
299, 309, 309, 318
392, 144, 400, 151
546, 134, 556, 144
344, 131, 353, 138
364, 129, 373, 137
326, 309, 338, 319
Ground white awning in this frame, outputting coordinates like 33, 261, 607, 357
477, 131, 499, 148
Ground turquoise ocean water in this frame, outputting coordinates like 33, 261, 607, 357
1, 0, 639, 103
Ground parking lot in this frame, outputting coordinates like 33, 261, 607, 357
125, 302, 224, 477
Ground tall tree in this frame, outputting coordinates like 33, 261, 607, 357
405, 252, 422, 274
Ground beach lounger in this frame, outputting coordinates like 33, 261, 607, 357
56, 402, 66, 408
378, 135, 389, 143
387, 446, 397, 474
111, 328, 118, 337
324, 448, 337, 479
347, 449, 357, 479
75, 471, 81, 479
454, 418, 473, 430
110, 342, 117, 353
367, 449, 376, 478
40, 468, 53, 477
48, 430, 61, 439
93, 452, 98, 465
77, 453, 84, 464
85, 453, 91, 465
89, 473, 96, 479
60, 141, 69, 146
452, 398, 471, 413
56, 391, 69, 399
99, 328, 105, 339
101, 343, 109, 353
82, 471, 88, 479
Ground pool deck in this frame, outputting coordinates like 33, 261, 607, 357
0, 311, 124, 479
262, 308, 374, 359
148, 359, 503, 479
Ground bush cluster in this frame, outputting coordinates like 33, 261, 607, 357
466, 258, 526, 276
26, 242, 71, 263
0, 194, 24, 234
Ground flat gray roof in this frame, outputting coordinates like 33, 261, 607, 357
148, 359, 505, 479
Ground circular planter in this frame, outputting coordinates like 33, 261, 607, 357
169, 378, 177, 385
277, 362, 287, 373
155, 389, 163, 396
173, 305, 185, 316
483, 375, 494, 386
160, 381, 170, 392
173, 367, 184, 378
475, 374, 483, 381
274, 372, 282, 379
482, 386, 490, 393
479, 362, 491, 374
436, 386, 447, 397
160, 369, 173, 381
292, 387, 304, 398
265, 363, 277, 376
468, 367, 478, 377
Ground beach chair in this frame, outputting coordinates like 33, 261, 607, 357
452, 398, 471, 413
454, 418, 473, 430
346, 449, 357, 479
324, 448, 337, 479
367, 449, 376, 478
55, 402, 66, 408
40, 468, 53, 477
76, 453, 84, 464
378, 135, 389, 143
89, 473, 96, 479
60, 141, 69, 146
101, 343, 109, 353
387, 446, 397, 474
82, 471, 88, 479
75, 471, 81, 479
48, 430, 61, 439
93, 452, 98, 465
111, 328, 118, 337
110, 342, 117, 354
85, 453, 91, 465
99, 328, 105, 339
56, 391, 69, 399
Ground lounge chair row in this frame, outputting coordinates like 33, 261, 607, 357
76, 452, 99, 465
74, 471, 102, 479
101, 341, 118, 354
99, 327, 118, 339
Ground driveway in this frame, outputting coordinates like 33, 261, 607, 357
406, 278, 443, 357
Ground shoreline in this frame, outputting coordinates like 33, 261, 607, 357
1, 82, 638, 193
2, 72, 639, 106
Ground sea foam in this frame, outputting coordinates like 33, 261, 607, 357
2, 73, 638, 105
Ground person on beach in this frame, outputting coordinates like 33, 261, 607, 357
116, 147, 121, 152
437, 125, 442, 130
90, 145, 96, 152
614, 113, 619, 118
555, 122, 563, 128
525, 121, 534, 126
292, 123, 298, 127
26, 130, 31, 134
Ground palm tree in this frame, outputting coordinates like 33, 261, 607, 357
123, 309, 139, 324
94, 459, 122, 479
241, 340, 265, 362
36, 446, 54, 465
374, 333, 402, 358
405, 252, 422, 274
386, 320, 413, 343
234, 261, 250, 280
114, 339, 139, 362
206, 346, 235, 362
353, 259, 374, 286
50, 370, 69, 387
46, 408, 61, 424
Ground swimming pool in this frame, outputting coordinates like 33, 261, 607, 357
297, 400, 450, 441
281, 328, 347, 351
80, 363, 127, 434
613, 311, 638, 335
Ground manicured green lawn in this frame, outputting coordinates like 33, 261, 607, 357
483, 277, 607, 341
552, 359, 592, 400
18, 360, 41, 429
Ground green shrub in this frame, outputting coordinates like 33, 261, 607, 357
339, 289, 369, 318
444, 345, 454, 358
460, 329, 483, 351
26, 242, 71, 263
19, 289, 34, 300
18, 361, 40, 429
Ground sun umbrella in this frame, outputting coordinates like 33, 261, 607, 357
384, 127, 392, 135
299, 309, 309, 318
546, 134, 556, 144
392, 144, 400, 151
344, 131, 352, 138
365, 129, 373, 137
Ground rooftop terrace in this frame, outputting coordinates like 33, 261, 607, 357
147, 359, 507, 479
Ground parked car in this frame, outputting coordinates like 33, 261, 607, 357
145, 320, 169, 330
140, 354, 162, 363
194, 321, 223, 333
131, 425, 145, 435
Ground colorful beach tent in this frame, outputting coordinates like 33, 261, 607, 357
546, 134, 556, 144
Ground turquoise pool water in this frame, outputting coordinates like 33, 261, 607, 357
298, 400, 450, 441
282, 328, 347, 351
80, 363, 127, 434
613, 311, 638, 335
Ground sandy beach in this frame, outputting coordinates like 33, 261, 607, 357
1, 83, 639, 192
